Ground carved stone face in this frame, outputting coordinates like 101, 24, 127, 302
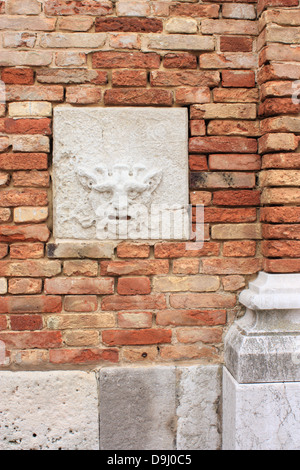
76, 164, 162, 236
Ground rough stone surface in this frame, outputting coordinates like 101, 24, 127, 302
53, 107, 189, 241
0, 371, 99, 450
99, 366, 176, 450
223, 367, 300, 450
176, 365, 222, 450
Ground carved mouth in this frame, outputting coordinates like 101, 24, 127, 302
108, 215, 132, 221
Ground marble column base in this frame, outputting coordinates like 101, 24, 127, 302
223, 367, 300, 450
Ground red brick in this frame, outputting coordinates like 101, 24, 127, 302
10, 243, 44, 259
101, 260, 169, 276
163, 53, 197, 69
160, 344, 218, 361
203, 208, 257, 223
189, 154, 208, 171
176, 327, 222, 344
44, 278, 114, 295
93, 51, 160, 69
5, 85, 64, 102
12, 171, 50, 188
264, 258, 300, 273
213, 190, 260, 206
189, 137, 257, 154
112, 70, 147, 87
262, 240, 300, 258
102, 329, 172, 346
262, 224, 300, 240
117, 243, 150, 259
0, 315, 7, 330
4, 119, 51, 135
64, 295, 98, 312
118, 277, 151, 295
63, 260, 98, 277
0, 224, 49, 242
209, 154, 261, 171
156, 309, 226, 326
102, 294, 166, 311
259, 98, 300, 118
44, 0, 113, 16
257, 0, 299, 15
169, 4, 220, 17
176, 87, 210, 105
223, 241, 256, 257
10, 315, 43, 331
0, 331, 62, 349
202, 258, 262, 275
190, 121, 206, 137
150, 70, 219, 86
0, 296, 62, 314
222, 70, 255, 88
170, 293, 236, 309
154, 242, 220, 258
190, 172, 256, 189
49, 348, 119, 364
1, 68, 35, 85
0, 189, 47, 207
262, 153, 300, 169
0, 260, 60, 277
0, 244, 8, 259
0, 154, 48, 170
207, 120, 260, 136
66, 86, 102, 105
104, 89, 172, 106
220, 36, 253, 52
0, 209, 11, 224
8, 278, 42, 295
261, 207, 300, 223
95, 17, 162, 32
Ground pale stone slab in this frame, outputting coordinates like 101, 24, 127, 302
0, 371, 99, 450
225, 272, 300, 383
53, 107, 189, 241
99, 366, 176, 450
223, 367, 300, 450
176, 365, 222, 450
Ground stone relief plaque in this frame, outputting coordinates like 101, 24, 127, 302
53, 107, 189, 241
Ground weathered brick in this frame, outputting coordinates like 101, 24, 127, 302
63, 260, 98, 277
3, 32, 37, 48
7, 0, 41, 15
172, 259, 200, 274
191, 103, 257, 120
259, 98, 300, 117
200, 53, 257, 69
222, 275, 246, 291
209, 154, 261, 170
10, 242, 44, 259
190, 172, 256, 189
222, 70, 255, 88
8, 278, 42, 294
262, 240, 300, 258
264, 259, 300, 274
0, 260, 61, 277
175, 87, 210, 105
10, 315, 43, 331
261, 207, 300, 223
259, 133, 298, 153
176, 327, 222, 344
112, 70, 147, 87
11, 136, 50, 153
104, 89, 173, 106
4, 118, 51, 135
0, 17, 56, 31
154, 242, 219, 258
44, 0, 113, 16
1, 68, 34, 85
66, 86, 102, 104
213, 190, 260, 206
12, 171, 49, 188
57, 16, 94, 31
189, 155, 208, 170
49, 348, 118, 364
0, 295, 61, 313
102, 329, 171, 346
0, 224, 49, 242
213, 88, 258, 103
92, 51, 160, 69
150, 71, 217, 89
223, 241, 256, 257
117, 243, 150, 258
0, 153, 48, 170
0, 51, 53, 67
40, 32, 106, 48
0, 331, 62, 349
223, 4, 256, 19
96, 17, 162, 32
165, 17, 198, 34
202, 258, 262, 275
5, 85, 64, 102
0, 189, 47, 207
102, 294, 167, 311
45, 278, 114, 295
109, 33, 140, 49
48, 313, 115, 329
202, 19, 257, 35
169, 4, 220, 18
153, 275, 220, 292
9, 102, 52, 117
212, 224, 262, 239
160, 344, 218, 361
118, 277, 151, 295
64, 295, 98, 312
55, 52, 86, 67
262, 153, 300, 169
170, 293, 236, 309
63, 330, 99, 347
148, 34, 214, 51
190, 120, 206, 137
37, 68, 107, 84
204, 207, 257, 223
220, 36, 253, 52
118, 312, 152, 329
162, 53, 197, 69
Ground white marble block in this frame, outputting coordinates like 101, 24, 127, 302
53, 107, 189, 241
223, 367, 300, 450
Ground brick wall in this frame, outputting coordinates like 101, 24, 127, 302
0, 0, 298, 369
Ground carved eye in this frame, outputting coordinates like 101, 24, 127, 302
128, 190, 139, 199
101, 190, 113, 200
